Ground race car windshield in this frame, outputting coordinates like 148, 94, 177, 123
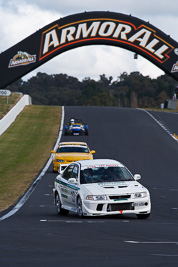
80, 166, 134, 184
57, 146, 89, 153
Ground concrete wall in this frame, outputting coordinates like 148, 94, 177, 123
0, 94, 32, 136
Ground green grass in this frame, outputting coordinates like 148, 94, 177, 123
0, 93, 22, 119
0, 105, 62, 211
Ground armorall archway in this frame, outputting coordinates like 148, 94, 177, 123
1, 11, 178, 88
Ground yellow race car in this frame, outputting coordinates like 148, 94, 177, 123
51, 142, 95, 172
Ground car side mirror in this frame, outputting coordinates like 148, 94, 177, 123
58, 169, 62, 174
134, 174, 141, 180
90, 150, 95, 154
58, 165, 64, 174
68, 178, 78, 184
51, 150, 56, 153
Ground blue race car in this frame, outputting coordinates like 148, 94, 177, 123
64, 118, 89, 135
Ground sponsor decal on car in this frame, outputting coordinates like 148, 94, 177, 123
82, 164, 120, 170
56, 179, 79, 190
8, 51, 36, 68
61, 193, 68, 199
98, 182, 127, 186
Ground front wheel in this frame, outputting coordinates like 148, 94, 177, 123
136, 213, 150, 219
55, 193, 69, 215
77, 197, 83, 217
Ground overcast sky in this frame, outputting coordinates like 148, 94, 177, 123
1, 0, 178, 82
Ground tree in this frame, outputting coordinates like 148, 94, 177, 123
6, 72, 177, 108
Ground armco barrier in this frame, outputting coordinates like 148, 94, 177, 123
0, 94, 32, 136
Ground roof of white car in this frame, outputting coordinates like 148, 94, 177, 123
77, 159, 124, 167
59, 142, 87, 146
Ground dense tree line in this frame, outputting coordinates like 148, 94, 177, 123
6, 72, 178, 108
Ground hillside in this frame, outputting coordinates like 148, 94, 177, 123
6, 71, 177, 109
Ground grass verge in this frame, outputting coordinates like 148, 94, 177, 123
0, 105, 61, 212
144, 108, 178, 112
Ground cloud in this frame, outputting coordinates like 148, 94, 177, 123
0, 1, 61, 50
4, 0, 178, 17
23, 45, 164, 82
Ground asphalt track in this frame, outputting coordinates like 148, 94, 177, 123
1, 106, 178, 267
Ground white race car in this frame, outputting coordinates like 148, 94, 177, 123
53, 159, 151, 219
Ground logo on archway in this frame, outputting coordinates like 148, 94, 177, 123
172, 61, 178, 72
39, 19, 173, 64
8, 51, 36, 68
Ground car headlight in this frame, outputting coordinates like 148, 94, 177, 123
56, 159, 65, 162
86, 195, 107, 201
133, 192, 148, 198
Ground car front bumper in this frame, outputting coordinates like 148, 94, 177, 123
81, 198, 151, 216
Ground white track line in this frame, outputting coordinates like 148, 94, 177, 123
125, 241, 178, 244
140, 109, 178, 143
0, 106, 65, 221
